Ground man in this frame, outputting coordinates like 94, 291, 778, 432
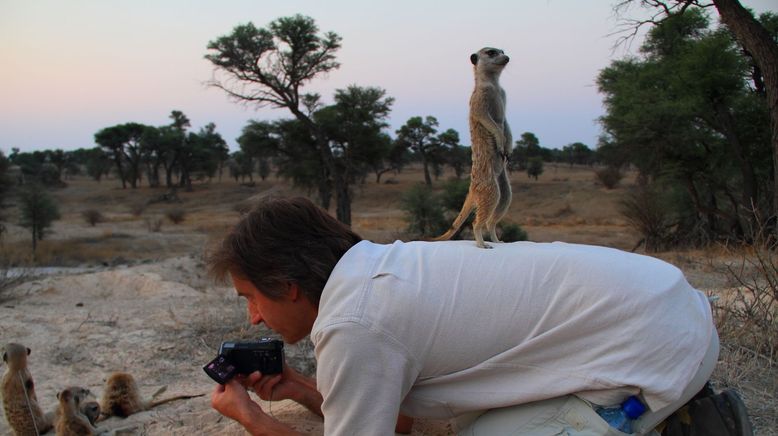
207, 196, 717, 435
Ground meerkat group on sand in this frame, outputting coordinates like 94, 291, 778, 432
433, 47, 513, 248
2, 343, 202, 435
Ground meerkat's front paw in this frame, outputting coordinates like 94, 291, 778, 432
476, 241, 493, 249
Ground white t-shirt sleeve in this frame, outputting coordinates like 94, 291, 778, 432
315, 321, 420, 436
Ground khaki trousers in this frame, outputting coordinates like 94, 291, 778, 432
457, 330, 720, 436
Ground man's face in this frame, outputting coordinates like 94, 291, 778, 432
230, 273, 316, 344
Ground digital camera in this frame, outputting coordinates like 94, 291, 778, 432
203, 338, 284, 385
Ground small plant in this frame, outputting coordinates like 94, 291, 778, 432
595, 166, 624, 189
81, 209, 104, 226
166, 208, 187, 224
499, 223, 528, 242
145, 217, 163, 232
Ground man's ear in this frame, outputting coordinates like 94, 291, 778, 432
470, 53, 478, 65
288, 282, 300, 301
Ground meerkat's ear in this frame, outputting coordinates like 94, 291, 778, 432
27, 347, 31, 355
2, 351, 6, 362
470, 53, 478, 65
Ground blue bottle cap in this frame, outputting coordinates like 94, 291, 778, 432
622, 396, 646, 419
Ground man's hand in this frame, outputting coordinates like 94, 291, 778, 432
241, 366, 324, 418
211, 378, 261, 423
211, 379, 300, 436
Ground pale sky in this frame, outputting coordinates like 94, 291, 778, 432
1, 0, 775, 153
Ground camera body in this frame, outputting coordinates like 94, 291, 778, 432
203, 338, 284, 384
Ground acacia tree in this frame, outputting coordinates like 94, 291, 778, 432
237, 86, 394, 223
205, 15, 346, 219
94, 123, 147, 188
616, 0, 778, 229
601, 8, 771, 243
317, 85, 394, 219
396, 116, 443, 186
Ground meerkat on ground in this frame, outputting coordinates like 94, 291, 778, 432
433, 47, 513, 248
99, 372, 203, 420
1, 343, 54, 436
54, 386, 101, 427
55, 386, 98, 436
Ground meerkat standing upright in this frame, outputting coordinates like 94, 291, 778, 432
1, 343, 54, 436
433, 47, 513, 248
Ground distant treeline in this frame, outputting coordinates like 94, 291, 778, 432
2, 5, 775, 248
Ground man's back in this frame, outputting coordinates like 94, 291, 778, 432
313, 240, 713, 433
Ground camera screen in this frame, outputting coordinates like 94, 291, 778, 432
203, 355, 237, 385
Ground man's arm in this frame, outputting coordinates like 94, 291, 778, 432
315, 322, 420, 435
211, 379, 301, 436
247, 367, 414, 433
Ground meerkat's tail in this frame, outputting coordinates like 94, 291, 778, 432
429, 191, 476, 241
147, 393, 205, 410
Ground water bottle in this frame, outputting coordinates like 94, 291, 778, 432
596, 395, 646, 433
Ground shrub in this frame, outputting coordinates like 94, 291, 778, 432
527, 157, 544, 180
619, 184, 671, 252
439, 178, 470, 212
145, 217, 163, 232
400, 184, 447, 237
499, 223, 528, 242
81, 209, 104, 226
166, 208, 186, 224
595, 166, 623, 189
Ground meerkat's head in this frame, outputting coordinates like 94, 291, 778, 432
470, 47, 510, 75
3, 343, 31, 369
57, 387, 75, 406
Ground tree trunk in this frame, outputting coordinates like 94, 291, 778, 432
713, 0, 778, 227
112, 152, 127, 189
335, 177, 351, 226
420, 152, 432, 186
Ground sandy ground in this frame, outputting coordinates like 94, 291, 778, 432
0, 255, 453, 435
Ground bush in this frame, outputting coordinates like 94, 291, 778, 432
166, 208, 186, 224
81, 209, 104, 226
145, 217, 163, 232
715, 227, 777, 361
400, 184, 447, 237
619, 185, 671, 252
527, 157, 544, 180
594, 166, 623, 189
439, 178, 470, 212
499, 223, 528, 242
